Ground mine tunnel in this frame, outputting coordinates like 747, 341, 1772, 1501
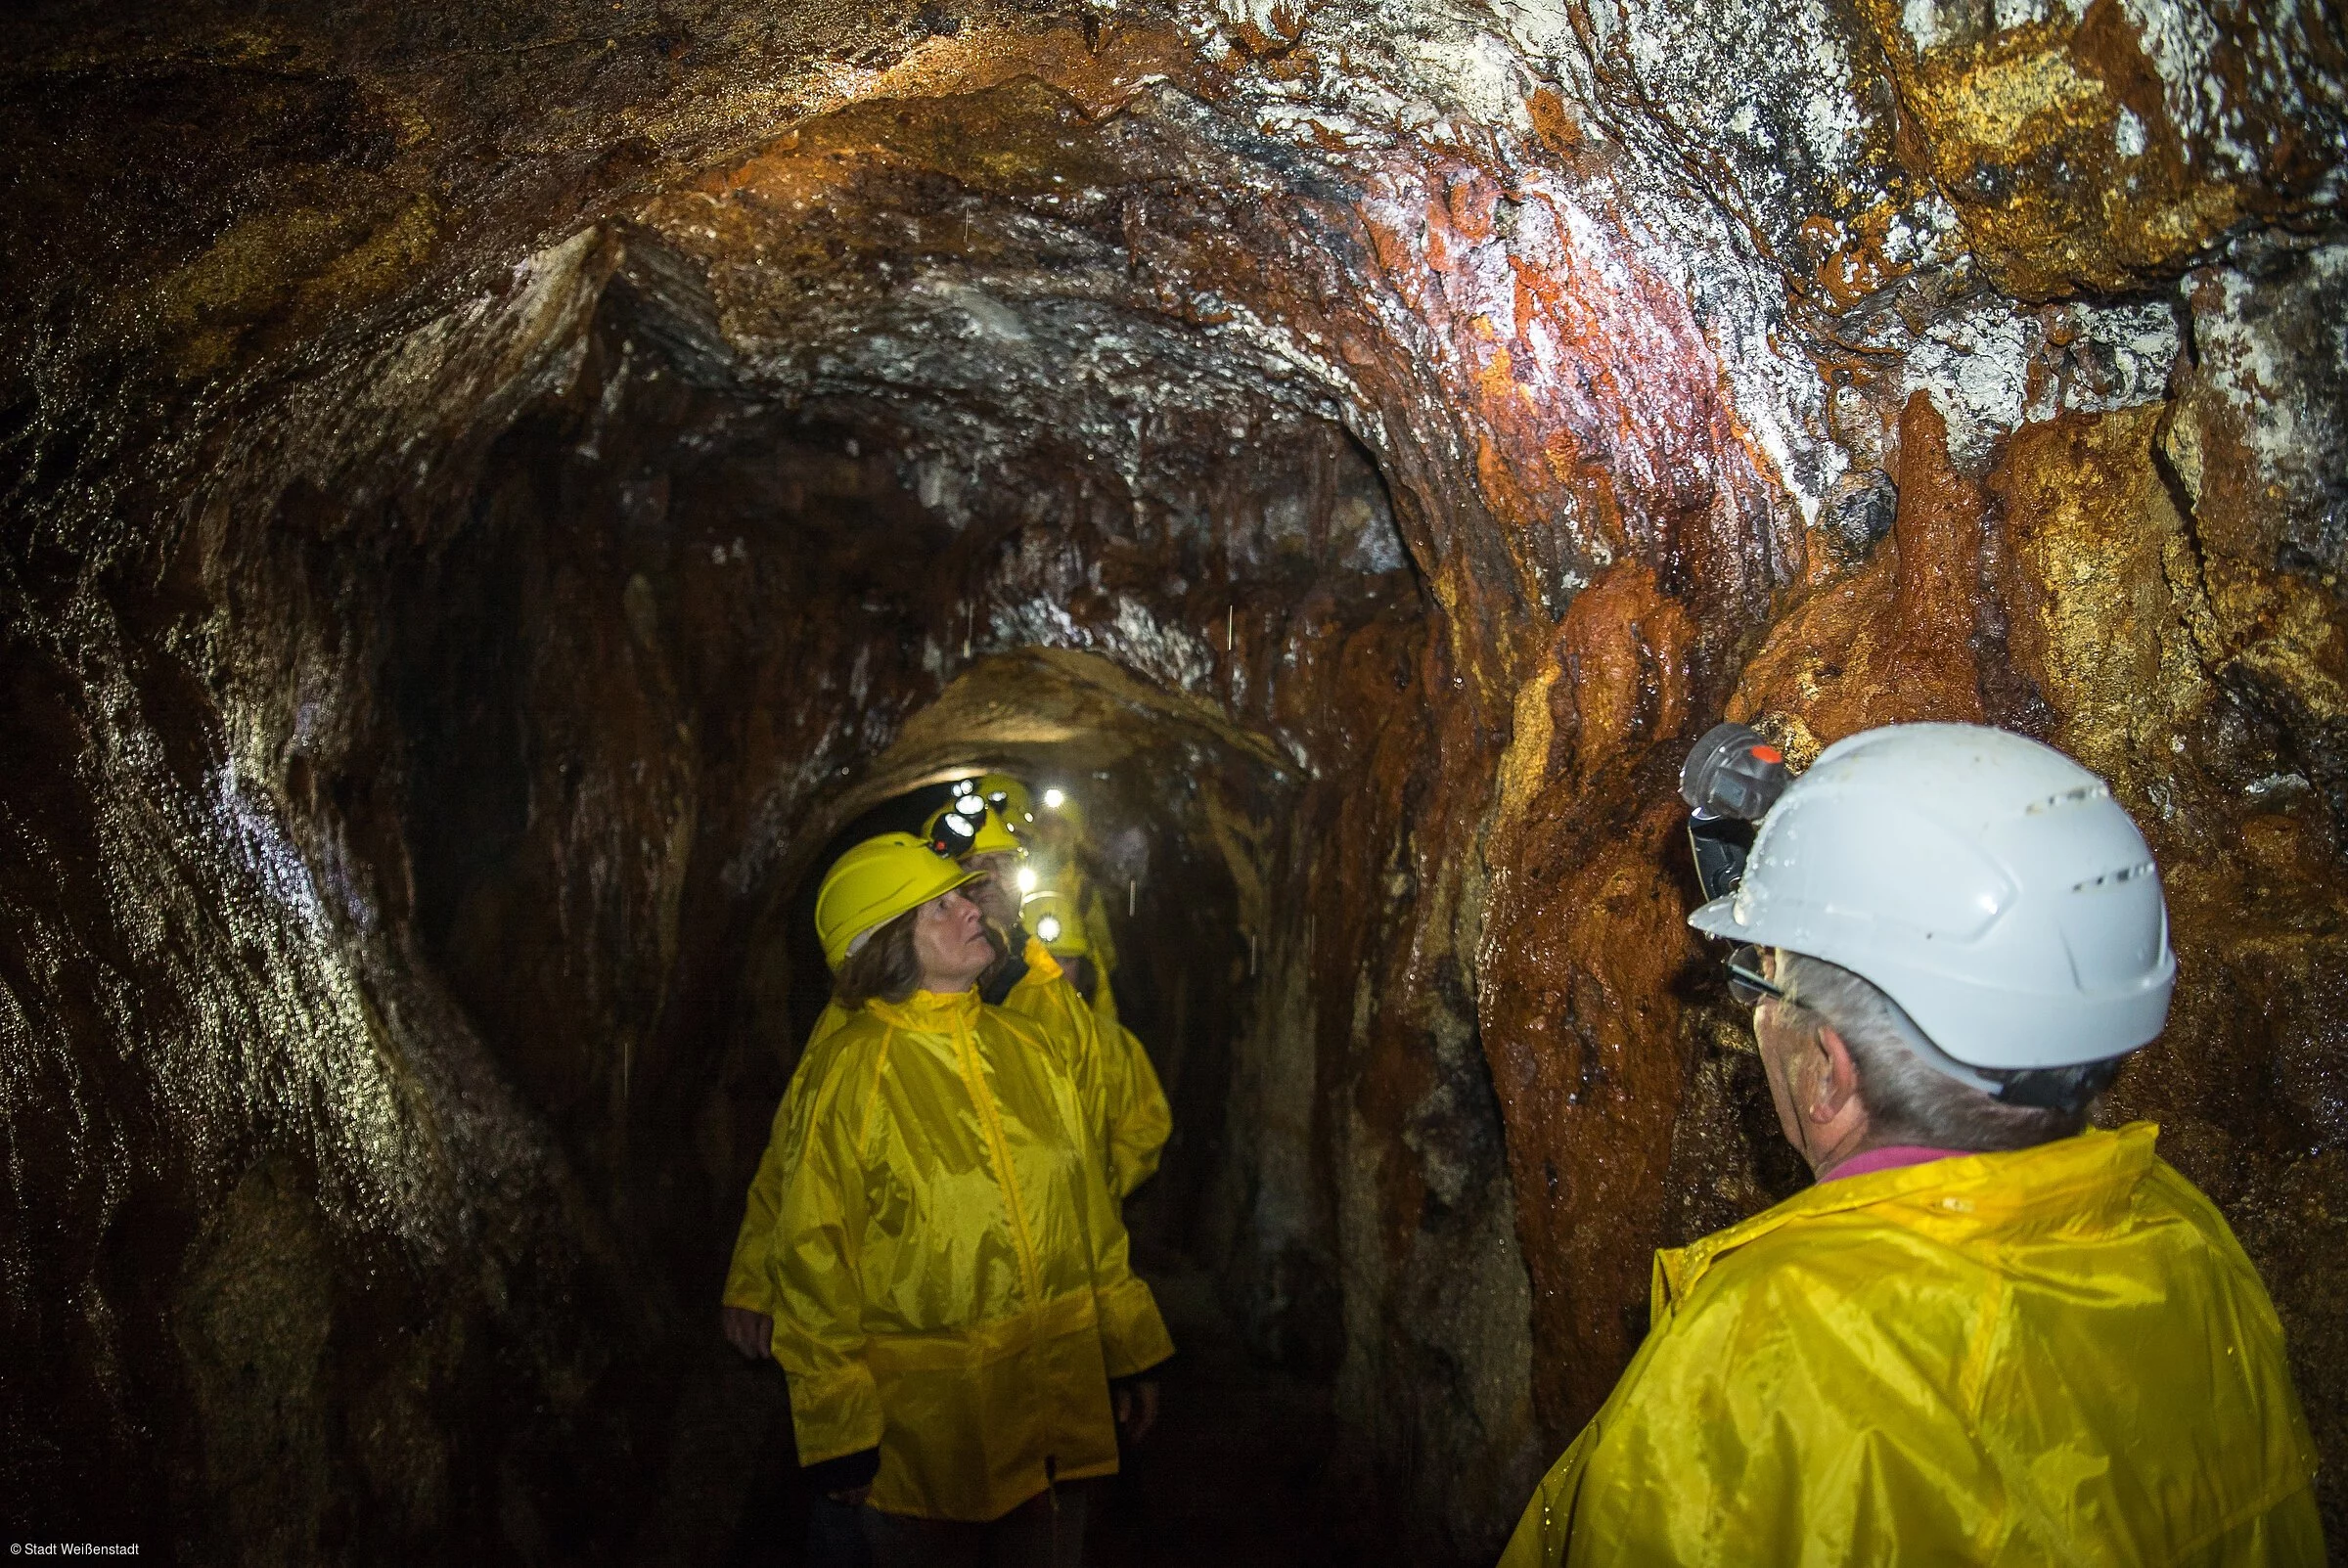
4, 0, 2346, 1562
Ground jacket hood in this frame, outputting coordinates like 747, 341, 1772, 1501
1658, 1122, 2160, 1309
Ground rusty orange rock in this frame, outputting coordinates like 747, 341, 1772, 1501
1477, 565, 1703, 1430
1730, 394, 1988, 751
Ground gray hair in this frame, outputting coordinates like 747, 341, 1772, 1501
1776, 952, 2123, 1152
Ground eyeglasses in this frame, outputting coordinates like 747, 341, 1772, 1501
1725, 944, 1787, 1008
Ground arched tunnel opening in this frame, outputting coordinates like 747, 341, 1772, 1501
6, 0, 2348, 1562
357, 180, 1443, 1554
754, 661, 1288, 1285
729, 671, 1352, 1566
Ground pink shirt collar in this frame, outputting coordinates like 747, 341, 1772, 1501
1818, 1144, 1972, 1183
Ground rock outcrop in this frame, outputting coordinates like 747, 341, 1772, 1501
2, 0, 2341, 1558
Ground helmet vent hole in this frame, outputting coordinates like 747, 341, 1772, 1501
2027, 784, 2109, 814
2072, 863, 2153, 892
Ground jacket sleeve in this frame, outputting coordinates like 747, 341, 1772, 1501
1004, 948, 1116, 1182
1003, 950, 1166, 1199
767, 1033, 884, 1465
1102, 1021, 1171, 1200
720, 1001, 855, 1315
1062, 1067, 1174, 1378
721, 1097, 794, 1314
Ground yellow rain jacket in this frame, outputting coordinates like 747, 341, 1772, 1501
1104, 1019, 1168, 1193
723, 939, 1170, 1317
1075, 877, 1122, 1032
1500, 1124, 2320, 1567
760, 988, 1172, 1521
1069, 868, 1123, 1030
997, 941, 1169, 1200
1031, 859, 1124, 1027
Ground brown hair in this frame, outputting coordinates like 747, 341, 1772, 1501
833, 909, 924, 1008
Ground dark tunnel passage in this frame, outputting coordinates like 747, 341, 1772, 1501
730, 736, 1345, 1567
764, 741, 1263, 1283
6, 0, 2348, 1561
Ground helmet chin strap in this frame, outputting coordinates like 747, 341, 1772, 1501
1903, 1026, 2014, 1098
1784, 971, 2011, 1099
1839, 986, 2129, 1103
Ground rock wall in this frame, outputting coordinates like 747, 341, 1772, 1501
2, 0, 2343, 1558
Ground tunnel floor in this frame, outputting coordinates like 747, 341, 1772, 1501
1087, 1255, 1344, 1568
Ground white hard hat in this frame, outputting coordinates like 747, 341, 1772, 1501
1689, 723, 2174, 1071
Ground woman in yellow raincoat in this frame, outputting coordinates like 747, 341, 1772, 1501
756, 832, 1172, 1566
720, 803, 1171, 1345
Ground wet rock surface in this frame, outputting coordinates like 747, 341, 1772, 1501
2, 0, 2343, 1559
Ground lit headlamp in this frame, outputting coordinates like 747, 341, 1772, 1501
926, 809, 980, 858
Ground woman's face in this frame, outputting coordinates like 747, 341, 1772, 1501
912, 888, 994, 992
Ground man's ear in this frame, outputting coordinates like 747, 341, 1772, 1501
1811, 1023, 1863, 1121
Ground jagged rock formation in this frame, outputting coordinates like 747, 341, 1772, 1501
2, 0, 2342, 1560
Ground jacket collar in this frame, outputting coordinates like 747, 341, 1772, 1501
866, 987, 983, 1033
1656, 1122, 2162, 1310
1022, 937, 1063, 982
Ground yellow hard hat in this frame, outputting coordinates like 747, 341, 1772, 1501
815, 833, 980, 971
1020, 889, 1089, 955
969, 772, 1034, 825
1035, 784, 1086, 834
924, 800, 1022, 860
